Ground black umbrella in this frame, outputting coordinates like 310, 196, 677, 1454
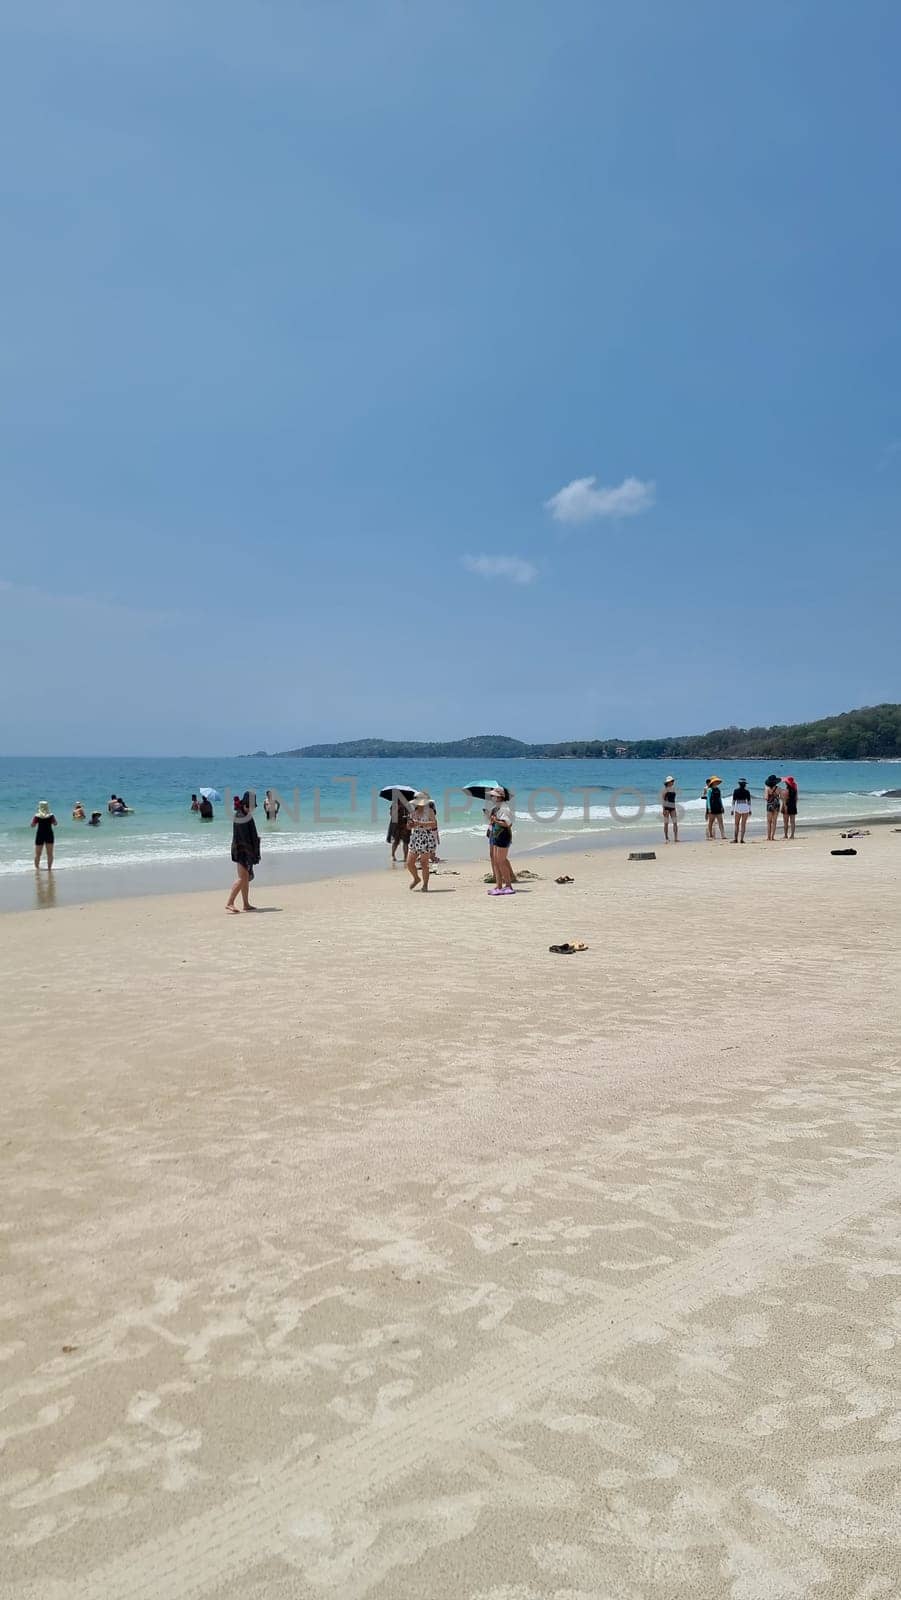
379, 785, 417, 802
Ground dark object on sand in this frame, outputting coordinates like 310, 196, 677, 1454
628, 851, 656, 861
549, 942, 588, 955
831, 848, 857, 856
555, 875, 574, 884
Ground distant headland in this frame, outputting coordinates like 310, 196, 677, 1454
249, 704, 901, 762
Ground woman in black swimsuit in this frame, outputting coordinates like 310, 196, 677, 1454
781, 776, 798, 839
660, 776, 678, 843
31, 800, 58, 869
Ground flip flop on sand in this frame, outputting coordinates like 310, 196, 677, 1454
831, 848, 857, 856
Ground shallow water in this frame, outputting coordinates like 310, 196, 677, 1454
3, 754, 899, 909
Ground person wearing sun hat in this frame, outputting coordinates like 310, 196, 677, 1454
705, 775, 726, 840
781, 775, 799, 839
660, 775, 679, 843
406, 791, 438, 892
731, 777, 752, 843
30, 800, 58, 870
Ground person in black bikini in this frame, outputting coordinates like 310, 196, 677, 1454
660, 776, 678, 843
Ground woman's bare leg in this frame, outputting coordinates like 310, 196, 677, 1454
46, 842, 54, 869
420, 854, 430, 891
226, 864, 251, 911
34, 844, 42, 869
407, 852, 421, 889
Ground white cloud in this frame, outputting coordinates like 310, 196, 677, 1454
463, 554, 537, 586
544, 474, 656, 524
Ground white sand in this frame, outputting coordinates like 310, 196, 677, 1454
1, 828, 900, 1598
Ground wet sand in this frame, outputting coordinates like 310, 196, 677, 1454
1, 826, 899, 1598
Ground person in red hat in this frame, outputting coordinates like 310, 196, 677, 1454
781, 776, 798, 839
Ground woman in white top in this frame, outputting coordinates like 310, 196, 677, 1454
487, 787, 515, 895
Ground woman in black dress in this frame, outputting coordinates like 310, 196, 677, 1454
31, 800, 58, 869
226, 790, 261, 912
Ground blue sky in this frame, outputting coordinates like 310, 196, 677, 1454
2, 0, 899, 754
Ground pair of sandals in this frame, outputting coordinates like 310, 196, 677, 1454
549, 941, 588, 955
555, 875, 574, 885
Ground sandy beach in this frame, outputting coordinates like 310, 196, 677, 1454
1, 826, 900, 1598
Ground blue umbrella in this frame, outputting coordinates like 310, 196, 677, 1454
463, 780, 509, 800
199, 787, 222, 803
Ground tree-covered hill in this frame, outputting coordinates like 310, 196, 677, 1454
264, 704, 901, 761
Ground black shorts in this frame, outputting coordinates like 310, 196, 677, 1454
492, 826, 512, 849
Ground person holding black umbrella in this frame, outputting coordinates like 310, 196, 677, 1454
389, 801, 411, 862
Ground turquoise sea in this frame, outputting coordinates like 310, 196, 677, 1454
2, 755, 900, 910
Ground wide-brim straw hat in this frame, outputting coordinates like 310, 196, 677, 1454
412, 790, 431, 804
664, 776, 675, 785
707, 776, 722, 786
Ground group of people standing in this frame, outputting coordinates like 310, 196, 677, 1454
387, 785, 515, 894
661, 774, 799, 843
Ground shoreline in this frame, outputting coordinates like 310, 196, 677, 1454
3, 810, 898, 916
